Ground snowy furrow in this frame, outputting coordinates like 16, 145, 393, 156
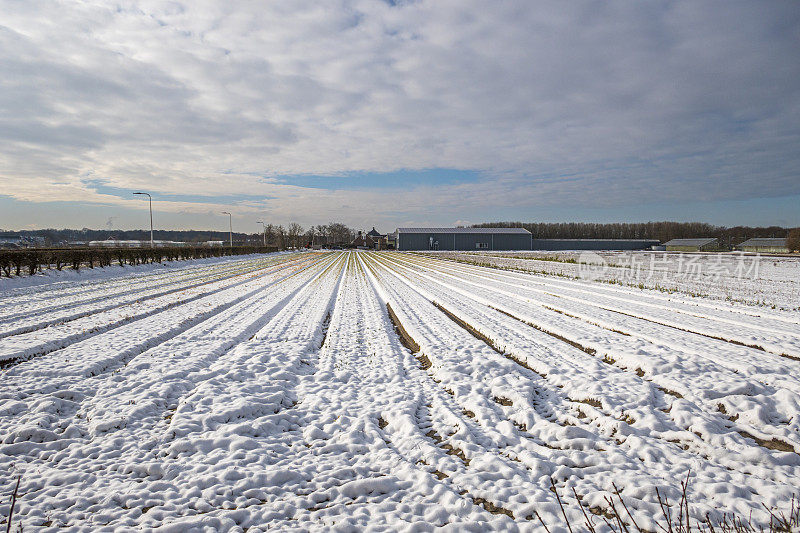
82, 253, 343, 437
432, 252, 800, 325
366, 253, 799, 524
0, 254, 317, 364
366, 255, 704, 526
431, 251, 800, 313
510, 268, 800, 333
383, 253, 800, 444
37, 251, 474, 531
361, 254, 584, 526
0, 252, 334, 530
0, 253, 315, 339
0, 253, 334, 408
306, 253, 554, 526
395, 253, 800, 393
406, 253, 800, 356
0, 253, 283, 315
376, 253, 800, 461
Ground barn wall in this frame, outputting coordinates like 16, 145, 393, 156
397, 232, 531, 251
740, 245, 790, 253
666, 245, 701, 252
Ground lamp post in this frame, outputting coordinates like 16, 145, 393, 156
133, 192, 153, 248
221, 212, 233, 247
257, 221, 267, 246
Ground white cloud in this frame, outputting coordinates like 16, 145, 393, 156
1, 0, 799, 228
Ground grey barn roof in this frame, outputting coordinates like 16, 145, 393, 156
532, 238, 658, 242
664, 238, 717, 246
396, 227, 531, 234
738, 238, 787, 247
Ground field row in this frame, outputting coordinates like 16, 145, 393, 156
428, 250, 800, 311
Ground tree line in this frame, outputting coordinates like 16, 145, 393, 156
0, 245, 276, 277
472, 221, 795, 245
0, 222, 360, 249
260, 222, 357, 249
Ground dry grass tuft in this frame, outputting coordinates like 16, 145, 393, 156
544, 472, 800, 532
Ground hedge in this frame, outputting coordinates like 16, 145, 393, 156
0, 245, 279, 277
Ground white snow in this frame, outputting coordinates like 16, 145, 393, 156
1, 250, 799, 531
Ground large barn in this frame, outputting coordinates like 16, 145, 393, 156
736, 238, 790, 253
664, 238, 719, 252
394, 227, 532, 251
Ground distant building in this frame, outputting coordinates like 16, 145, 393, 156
351, 231, 376, 249
88, 239, 189, 248
664, 238, 719, 252
392, 229, 662, 251
366, 227, 390, 250
395, 227, 532, 251
736, 237, 789, 253
531, 239, 659, 251
88, 240, 143, 248
0, 234, 26, 249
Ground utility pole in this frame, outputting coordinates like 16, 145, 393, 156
133, 192, 153, 248
257, 221, 266, 246
221, 212, 233, 247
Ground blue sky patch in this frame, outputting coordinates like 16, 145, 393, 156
86, 180, 274, 204
273, 168, 483, 190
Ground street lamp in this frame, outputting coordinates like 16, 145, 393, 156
221, 212, 233, 247
257, 221, 267, 246
133, 192, 153, 248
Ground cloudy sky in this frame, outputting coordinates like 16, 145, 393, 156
1, 1, 799, 232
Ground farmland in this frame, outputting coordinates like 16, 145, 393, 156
1, 250, 799, 531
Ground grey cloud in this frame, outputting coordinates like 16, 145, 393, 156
0, 0, 798, 227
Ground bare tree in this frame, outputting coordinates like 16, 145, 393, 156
264, 224, 277, 247
287, 222, 304, 249
276, 225, 287, 250
327, 223, 351, 246
788, 228, 800, 252
305, 226, 318, 247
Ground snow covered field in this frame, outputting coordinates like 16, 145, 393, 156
1, 250, 799, 531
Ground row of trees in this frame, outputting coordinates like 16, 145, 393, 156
0, 245, 276, 277
1, 222, 362, 249
257, 222, 357, 248
473, 221, 796, 246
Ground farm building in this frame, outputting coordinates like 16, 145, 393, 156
531, 239, 659, 251
736, 238, 790, 253
0, 234, 28, 249
88, 239, 189, 248
395, 227, 532, 251
664, 238, 719, 252
351, 231, 376, 249
367, 227, 391, 250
